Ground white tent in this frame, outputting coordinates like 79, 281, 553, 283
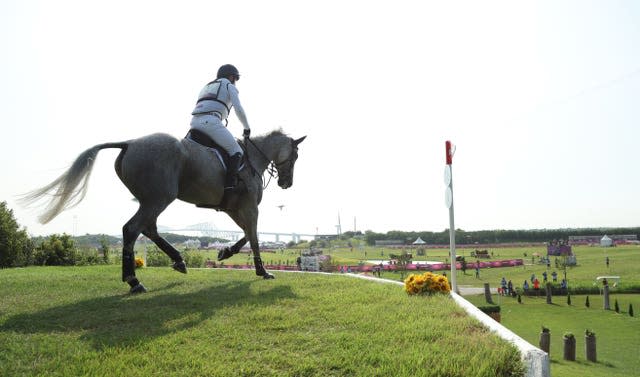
600, 235, 613, 247
412, 237, 426, 245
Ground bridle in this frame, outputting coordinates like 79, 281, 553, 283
245, 137, 298, 189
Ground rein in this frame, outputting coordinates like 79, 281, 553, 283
245, 137, 278, 189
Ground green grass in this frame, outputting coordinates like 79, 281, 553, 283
452, 245, 640, 291
0, 266, 524, 377
465, 293, 640, 377
208, 244, 640, 292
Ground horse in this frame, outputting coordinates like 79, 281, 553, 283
21, 130, 306, 293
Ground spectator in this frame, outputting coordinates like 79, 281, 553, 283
533, 278, 540, 290
551, 271, 558, 282
542, 271, 548, 283
606, 256, 610, 268
523, 280, 530, 292
475, 263, 480, 278
500, 277, 507, 296
530, 273, 536, 283
507, 280, 513, 296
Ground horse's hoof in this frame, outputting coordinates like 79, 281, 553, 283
172, 261, 187, 274
130, 283, 147, 294
217, 247, 233, 261
262, 273, 275, 280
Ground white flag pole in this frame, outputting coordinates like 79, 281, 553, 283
444, 141, 458, 294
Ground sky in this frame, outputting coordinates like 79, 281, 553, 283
1, 1, 639, 239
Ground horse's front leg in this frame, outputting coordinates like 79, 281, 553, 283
226, 196, 274, 279
250, 239, 274, 280
246, 219, 274, 280
217, 237, 247, 261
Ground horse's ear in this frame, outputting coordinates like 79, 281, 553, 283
294, 136, 307, 146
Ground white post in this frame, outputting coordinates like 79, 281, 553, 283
448, 173, 458, 293
444, 141, 458, 293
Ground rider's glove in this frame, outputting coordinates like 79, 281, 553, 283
243, 128, 251, 138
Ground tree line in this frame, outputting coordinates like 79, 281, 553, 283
350, 228, 640, 246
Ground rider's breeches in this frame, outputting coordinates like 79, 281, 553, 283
189, 114, 243, 156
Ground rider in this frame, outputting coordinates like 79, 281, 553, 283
190, 64, 251, 192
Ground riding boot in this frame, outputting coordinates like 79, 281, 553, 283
224, 152, 242, 192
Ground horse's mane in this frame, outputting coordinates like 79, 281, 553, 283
255, 128, 288, 141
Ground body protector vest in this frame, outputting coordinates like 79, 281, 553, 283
191, 78, 234, 118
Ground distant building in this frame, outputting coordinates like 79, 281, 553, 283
183, 239, 201, 249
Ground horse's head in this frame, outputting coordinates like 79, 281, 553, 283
274, 136, 306, 189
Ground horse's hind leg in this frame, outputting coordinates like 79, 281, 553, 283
122, 207, 150, 293
142, 225, 187, 274
122, 203, 176, 293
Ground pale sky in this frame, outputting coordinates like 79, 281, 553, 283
1, 1, 639, 238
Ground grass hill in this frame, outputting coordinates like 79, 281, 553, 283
0, 266, 523, 377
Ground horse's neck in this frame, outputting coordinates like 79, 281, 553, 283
246, 137, 281, 172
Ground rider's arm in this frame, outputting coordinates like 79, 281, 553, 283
228, 85, 250, 131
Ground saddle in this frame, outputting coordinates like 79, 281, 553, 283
185, 129, 248, 211
185, 129, 245, 173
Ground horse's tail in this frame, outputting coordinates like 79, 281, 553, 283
19, 142, 128, 224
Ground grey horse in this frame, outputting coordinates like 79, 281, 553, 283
21, 130, 306, 293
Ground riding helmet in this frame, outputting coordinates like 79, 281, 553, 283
217, 64, 240, 79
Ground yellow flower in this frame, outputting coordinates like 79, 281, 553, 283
135, 257, 144, 268
405, 272, 451, 295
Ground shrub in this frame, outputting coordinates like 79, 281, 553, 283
567, 294, 572, 306
478, 305, 501, 314
0, 202, 34, 267
183, 250, 204, 268
615, 299, 620, 313
145, 245, 171, 266
99, 236, 111, 264
75, 248, 103, 266
319, 255, 333, 272
585, 296, 590, 308
629, 304, 634, 317
33, 234, 77, 266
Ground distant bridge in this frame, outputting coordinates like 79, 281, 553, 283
159, 222, 317, 243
